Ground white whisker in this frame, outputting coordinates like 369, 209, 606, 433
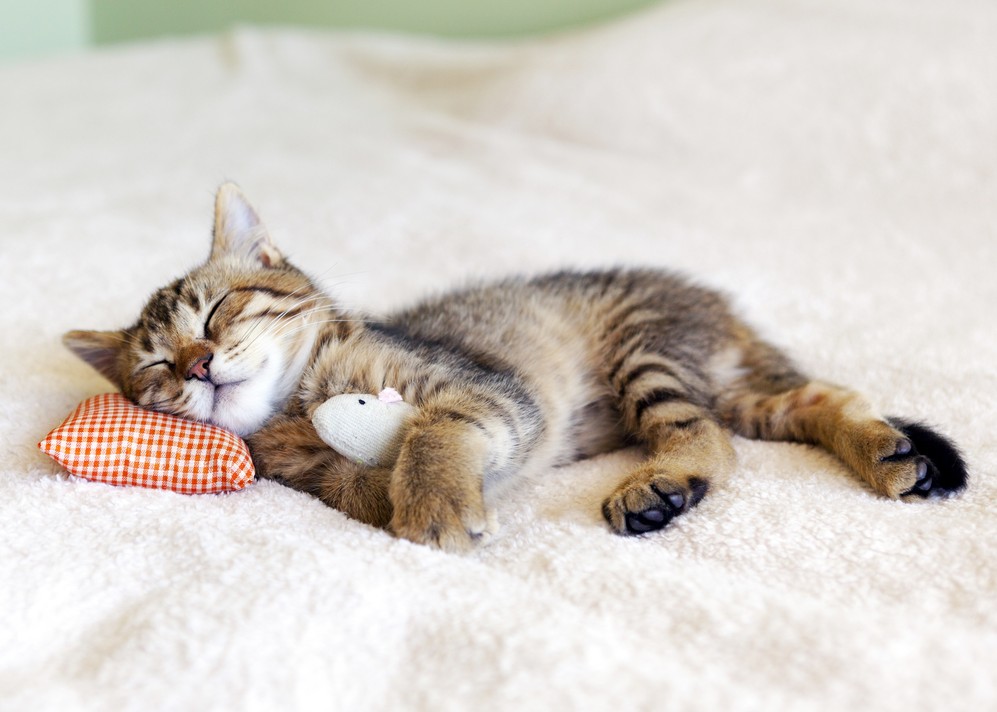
235, 263, 365, 350
237, 286, 321, 348
273, 317, 369, 343
238, 292, 327, 351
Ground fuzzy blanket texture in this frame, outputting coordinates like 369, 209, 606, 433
2, 0, 996, 709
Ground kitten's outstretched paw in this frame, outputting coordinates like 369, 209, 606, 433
853, 418, 968, 499
602, 470, 709, 535
886, 418, 968, 499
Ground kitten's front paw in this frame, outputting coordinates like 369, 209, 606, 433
389, 482, 493, 553
388, 418, 495, 552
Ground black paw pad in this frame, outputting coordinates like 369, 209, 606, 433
621, 481, 706, 535
625, 508, 672, 534
881, 438, 914, 462
605, 476, 712, 536
910, 457, 933, 492
651, 484, 685, 511
887, 417, 969, 497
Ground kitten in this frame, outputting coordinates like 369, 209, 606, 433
64, 184, 968, 551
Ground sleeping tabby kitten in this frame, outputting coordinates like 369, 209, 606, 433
64, 184, 968, 551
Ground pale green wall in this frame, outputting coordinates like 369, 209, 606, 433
1, 0, 660, 63
90, 0, 659, 42
0, 0, 89, 61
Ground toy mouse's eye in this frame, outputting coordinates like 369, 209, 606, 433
358, 399, 366, 405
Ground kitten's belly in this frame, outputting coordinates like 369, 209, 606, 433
560, 395, 627, 463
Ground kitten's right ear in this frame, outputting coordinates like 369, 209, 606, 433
210, 183, 284, 268
62, 330, 126, 387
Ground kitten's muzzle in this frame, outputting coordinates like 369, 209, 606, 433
179, 342, 214, 383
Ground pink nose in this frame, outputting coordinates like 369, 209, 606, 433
186, 354, 213, 382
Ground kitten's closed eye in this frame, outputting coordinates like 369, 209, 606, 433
142, 360, 174, 371
203, 294, 229, 340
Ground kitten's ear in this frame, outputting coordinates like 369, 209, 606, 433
62, 330, 127, 388
210, 183, 284, 268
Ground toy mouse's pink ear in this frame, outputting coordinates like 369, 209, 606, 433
378, 388, 404, 404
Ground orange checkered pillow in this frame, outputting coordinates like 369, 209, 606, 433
38, 393, 255, 494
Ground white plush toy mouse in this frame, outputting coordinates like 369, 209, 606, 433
312, 387, 417, 467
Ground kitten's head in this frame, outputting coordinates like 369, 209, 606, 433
64, 184, 330, 436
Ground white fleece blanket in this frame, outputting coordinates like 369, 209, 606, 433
2, 1, 996, 709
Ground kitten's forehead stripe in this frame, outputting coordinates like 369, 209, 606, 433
143, 281, 183, 329
179, 286, 202, 312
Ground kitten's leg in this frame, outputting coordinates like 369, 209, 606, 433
388, 409, 493, 553
719, 340, 968, 499
248, 414, 393, 528
388, 386, 536, 552
602, 359, 737, 534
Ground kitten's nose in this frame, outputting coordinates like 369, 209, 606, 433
187, 354, 213, 382
180, 342, 214, 383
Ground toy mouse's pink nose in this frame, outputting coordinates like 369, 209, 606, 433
186, 353, 213, 382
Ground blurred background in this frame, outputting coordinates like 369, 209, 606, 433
0, 0, 661, 63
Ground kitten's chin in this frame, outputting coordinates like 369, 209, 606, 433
199, 329, 317, 436
206, 345, 308, 436
207, 378, 280, 437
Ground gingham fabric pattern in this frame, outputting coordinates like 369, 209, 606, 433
39, 393, 255, 493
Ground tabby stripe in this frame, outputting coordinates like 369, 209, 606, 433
440, 409, 488, 432
181, 289, 202, 312
369, 322, 519, 381
604, 303, 649, 338
618, 361, 685, 395
419, 378, 450, 402
458, 391, 517, 442
634, 387, 686, 421
501, 388, 545, 449
310, 328, 340, 360
230, 286, 300, 299
143, 280, 182, 328
606, 333, 648, 385
333, 318, 355, 341
587, 269, 619, 302
615, 320, 672, 350
405, 374, 431, 397
367, 321, 543, 450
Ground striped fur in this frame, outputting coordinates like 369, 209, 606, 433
64, 185, 968, 551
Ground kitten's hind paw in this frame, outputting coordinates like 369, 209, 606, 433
886, 417, 969, 498
602, 467, 709, 535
